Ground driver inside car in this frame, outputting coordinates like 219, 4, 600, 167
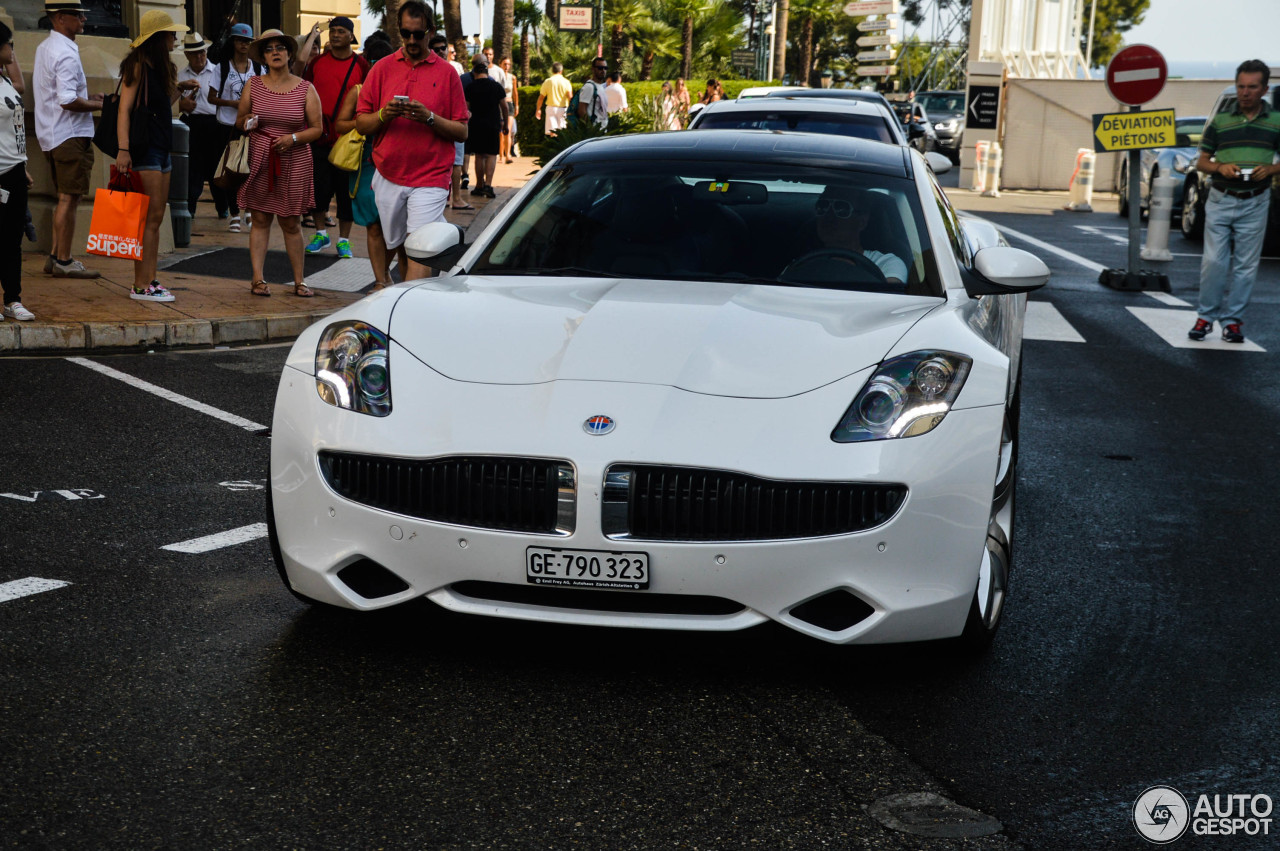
810, 186, 909, 285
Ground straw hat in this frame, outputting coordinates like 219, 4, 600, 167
249, 28, 298, 64
44, 0, 91, 13
182, 31, 212, 52
131, 9, 188, 49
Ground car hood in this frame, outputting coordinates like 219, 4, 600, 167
389, 276, 940, 398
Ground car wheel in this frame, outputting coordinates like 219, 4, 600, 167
958, 377, 1019, 650
1117, 162, 1129, 217
266, 464, 336, 608
1180, 179, 1204, 242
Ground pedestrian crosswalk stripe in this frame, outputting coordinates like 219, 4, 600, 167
1127, 307, 1266, 352
1143, 290, 1192, 308
161, 523, 269, 554
0, 577, 71, 603
306, 258, 378, 292
1025, 301, 1085, 342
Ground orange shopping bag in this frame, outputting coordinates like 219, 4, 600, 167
86, 173, 149, 261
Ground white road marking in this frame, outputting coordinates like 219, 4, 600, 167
1143, 290, 1192, 308
162, 523, 269, 554
1113, 68, 1163, 84
1127, 307, 1267, 352
1075, 225, 1128, 246
67, 357, 266, 432
306, 258, 378, 292
1024, 301, 1086, 342
0, 577, 71, 602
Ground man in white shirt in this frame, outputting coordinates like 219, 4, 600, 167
177, 32, 223, 218
604, 71, 628, 114
482, 46, 506, 90
32, 0, 102, 278
576, 58, 609, 130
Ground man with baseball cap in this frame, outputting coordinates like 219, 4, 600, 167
302, 16, 368, 259
32, 0, 102, 278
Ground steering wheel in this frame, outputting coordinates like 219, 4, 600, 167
780, 248, 887, 285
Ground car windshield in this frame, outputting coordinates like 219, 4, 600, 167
695, 110, 895, 144
918, 94, 962, 114
470, 159, 942, 296
1176, 118, 1203, 146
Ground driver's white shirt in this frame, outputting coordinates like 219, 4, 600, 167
865, 249, 908, 283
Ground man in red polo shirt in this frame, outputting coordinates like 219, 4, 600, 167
303, 16, 368, 258
356, 1, 467, 279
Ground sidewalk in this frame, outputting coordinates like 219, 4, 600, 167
0, 157, 538, 355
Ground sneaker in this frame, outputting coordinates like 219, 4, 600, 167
482, 186, 496, 198
1188, 318, 1212, 341
461, 174, 470, 189
130, 283, 175, 302
306, 232, 332, 254
52, 259, 101, 279
336, 238, 354, 259
1222, 322, 1244, 343
43, 254, 55, 274
228, 216, 241, 233
3, 302, 35, 321
471, 186, 486, 196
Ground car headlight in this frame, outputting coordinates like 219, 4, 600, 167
934, 119, 957, 131
832, 351, 971, 442
1173, 153, 1192, 174
314, 321, 392, 416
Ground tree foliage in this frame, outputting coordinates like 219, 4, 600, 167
1083, 0, 1151, 69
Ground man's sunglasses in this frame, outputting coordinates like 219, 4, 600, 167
430, 43, 448, 53
400, 28, 429, 41
815, 198, 855, 218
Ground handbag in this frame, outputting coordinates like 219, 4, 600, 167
328, 86, 364, 172
212, 134, 250, 188
93, 72, 149, 159
86, 172, 149, 260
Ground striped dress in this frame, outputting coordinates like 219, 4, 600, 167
237, 76, 314, 217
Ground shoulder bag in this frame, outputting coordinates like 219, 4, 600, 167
93, 71, 149, 159
328, 84, 364, 172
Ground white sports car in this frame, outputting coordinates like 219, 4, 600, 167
267, 131, 1048, 648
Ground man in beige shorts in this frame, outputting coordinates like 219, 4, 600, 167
33, 0, 102, 278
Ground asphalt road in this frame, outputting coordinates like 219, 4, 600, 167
2, 204, 1278, 849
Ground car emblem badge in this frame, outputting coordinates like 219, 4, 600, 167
584, 415, 615, 435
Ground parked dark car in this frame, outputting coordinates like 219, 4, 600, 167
1177, 83, 1280, 249
1114, 116, 1206, 219
762, 87, 895, 112
891, 100, 938, 154
917, 91, 965, 163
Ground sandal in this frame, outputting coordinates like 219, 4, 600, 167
325, 215, 337, 227
293, 283, 315, 298
250, 280, 271, 297
451, 202, 474, 210
301, 214, 316, 228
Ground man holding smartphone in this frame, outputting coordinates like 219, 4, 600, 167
355, 1, 467, 280
1189, 59, 1280, 344
302, 15, 368, 258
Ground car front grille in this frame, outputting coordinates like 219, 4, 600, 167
602, 464, 906, 541
318, 451, 575, 534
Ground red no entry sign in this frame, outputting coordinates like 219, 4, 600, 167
1106, 44, 1168, 106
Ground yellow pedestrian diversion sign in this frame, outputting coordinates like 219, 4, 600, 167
1093, 109, 1177, 153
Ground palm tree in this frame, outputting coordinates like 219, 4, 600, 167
443, 0, 465, 58
628, 17, 678, 81
605, 0, 646, 70
515, 0, 542, 84
660, 0, 708, 80
492, 0, 515, 62
789, 0, 837, 87
772, 0, 788, 81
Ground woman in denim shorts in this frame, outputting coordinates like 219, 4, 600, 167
115, 11, 199, 301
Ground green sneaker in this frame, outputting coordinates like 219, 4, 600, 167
336, 238, 354, 259
305, 232, 331, 254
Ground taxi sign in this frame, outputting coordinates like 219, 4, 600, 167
1092, 108, 1177, 153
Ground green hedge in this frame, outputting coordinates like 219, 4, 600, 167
512, 80, 781, 157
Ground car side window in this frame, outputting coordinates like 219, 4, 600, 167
927, 172, 969, 267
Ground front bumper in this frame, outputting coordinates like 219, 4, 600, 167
270, 349, 1006, 645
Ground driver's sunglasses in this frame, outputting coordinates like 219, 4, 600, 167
815, 198, 854, 218
400, 28, 429, 40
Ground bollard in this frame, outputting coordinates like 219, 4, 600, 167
1065, 148, 1095, 212
981, 141, 1002, 197
1141, 174, 1179, 261
169, 119, 192, 248
972, 141, 989, 193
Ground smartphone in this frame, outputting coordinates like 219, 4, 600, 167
0, 187, 8, 205
393, 95, 410, 105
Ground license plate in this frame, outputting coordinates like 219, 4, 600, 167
526, 547, 650, 590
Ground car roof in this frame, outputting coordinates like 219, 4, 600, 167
698, 97, 894, 117
763, 88, 892, 107
563, 129, 912, 178
737, 85, 808, 99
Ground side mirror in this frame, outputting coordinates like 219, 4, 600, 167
404, 221, 468, 268
925, 152, 952, 174
962, 246, 1050, 295
907, 122, 925, 139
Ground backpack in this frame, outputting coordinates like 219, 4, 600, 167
568, 80, 605, 128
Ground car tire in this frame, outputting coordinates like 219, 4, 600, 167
1180, 179, 1204, 242
266, 464, 337, 608
957, 375, 1019, 650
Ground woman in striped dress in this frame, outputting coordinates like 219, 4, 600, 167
235, 29, 322, 297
